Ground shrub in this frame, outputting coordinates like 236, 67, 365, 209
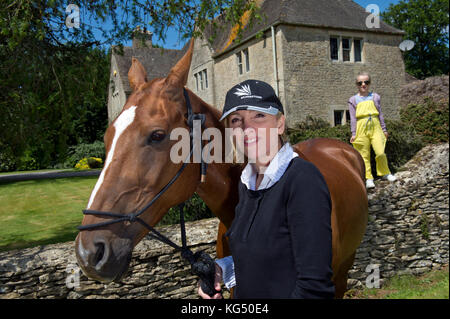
400, 98, 449, 144
0, 145, 16, 172
159, 193, 214, 226
17, 149, 39, 171
74, 157, 103, 170
65, 141, 105, 167
287, 116, 351, 144
87, 157, 103, 169
383, 119, 424, 172
287, 116, 424, 175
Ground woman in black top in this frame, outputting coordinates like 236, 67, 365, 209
198, 80, 335, 299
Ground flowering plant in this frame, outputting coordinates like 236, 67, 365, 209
75, 157, 103, 170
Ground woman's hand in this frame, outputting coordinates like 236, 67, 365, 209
197, 263, 223, 299
350, 136, 356, 143
384, 131, 389, 140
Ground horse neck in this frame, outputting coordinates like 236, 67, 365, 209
187, 90, 242, 228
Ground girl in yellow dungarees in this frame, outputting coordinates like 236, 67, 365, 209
348, 72, 397, 189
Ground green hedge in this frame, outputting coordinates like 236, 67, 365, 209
287, 116, 351, 144
159, 193, 214, 226
400, 98, 449, 144
64, 141, 106, 168
287, 115, 424, 175
0, 143, 17, 172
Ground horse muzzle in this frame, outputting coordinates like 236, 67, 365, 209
75, 232, 133, 283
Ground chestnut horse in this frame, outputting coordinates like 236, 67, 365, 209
75, 40, 368, 298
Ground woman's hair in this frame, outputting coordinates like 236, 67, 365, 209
356, 71, 371, 83
277, 112, 289, 144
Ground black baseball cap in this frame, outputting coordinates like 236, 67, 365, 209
219, 80, 284, 121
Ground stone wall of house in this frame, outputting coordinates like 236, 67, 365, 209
188, 25, 405, 129
1, 143, 448, 299
107, 54, 128, 123
280, 25, 405, 128
186, 39, 217, 107
209, 27, 285, 113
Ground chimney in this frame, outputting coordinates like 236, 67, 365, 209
132, 26, 153, 49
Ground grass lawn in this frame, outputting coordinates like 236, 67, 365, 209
345, 266, 449, 299
0, 176, 97, 251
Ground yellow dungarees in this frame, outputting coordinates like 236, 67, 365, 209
352, 99, 391, 180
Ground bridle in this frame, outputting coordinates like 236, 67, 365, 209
78, 88, 219, 296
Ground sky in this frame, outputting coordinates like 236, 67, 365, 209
152, 0, 402, 49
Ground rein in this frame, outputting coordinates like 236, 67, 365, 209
78, 88, 219, 296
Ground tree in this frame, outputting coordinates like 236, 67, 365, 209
1, 1, 260, 50
381, 0, 449, 79
0, 0, 259, 171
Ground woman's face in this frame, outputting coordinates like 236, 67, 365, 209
228, 110, 285, 166
356, 75, 371, 95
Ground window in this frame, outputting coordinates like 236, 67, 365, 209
199, 71, 204, 90
354, 39, 362, 62
236, 48, 250, 75
334, 110, 344, 126
244, 48, 250, 72
236, 52, 243, 75
203, 70, 208, 89
330, 37, 339, 61
194, 69, 208, 91
334, 110, 350, 126
342, 38, 351, 62
330, 36, 363, 62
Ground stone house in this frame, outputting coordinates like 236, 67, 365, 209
108, 0, 406, 128
187, 0, 406, 128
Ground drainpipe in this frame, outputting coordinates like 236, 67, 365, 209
271, 25, 279, 97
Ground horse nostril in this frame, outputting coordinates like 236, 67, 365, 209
93, 240, 109, 271
94, 242, 105, 264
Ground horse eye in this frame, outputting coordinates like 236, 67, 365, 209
148, 130, 166, 144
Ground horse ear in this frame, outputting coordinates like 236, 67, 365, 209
165, 39, 194, 87
128, 58, 148, 91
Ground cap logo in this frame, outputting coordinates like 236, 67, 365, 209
234, 84, 262, 100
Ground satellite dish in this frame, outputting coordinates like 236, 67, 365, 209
399, 40, 415, 51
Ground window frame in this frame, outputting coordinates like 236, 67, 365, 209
236, 52, 243, 75
334, 110, 344, 126
330, 35, 364, 63
330, 36, 339, 61
193, 69, 208, 92
194, 73, 199, 91
243, 48, 250, 72
342, 37, 351, 62
203, 69, 208, 89
353, 38, 362, 62
236, 48, 250, 75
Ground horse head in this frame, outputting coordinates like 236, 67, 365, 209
75, 40, 202, 282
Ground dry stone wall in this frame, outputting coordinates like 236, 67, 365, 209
347, 143, 449, 288
0, 144, 448, 299
0, 219, 219, 299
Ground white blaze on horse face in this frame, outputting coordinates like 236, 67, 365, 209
87, 106, 137, 209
